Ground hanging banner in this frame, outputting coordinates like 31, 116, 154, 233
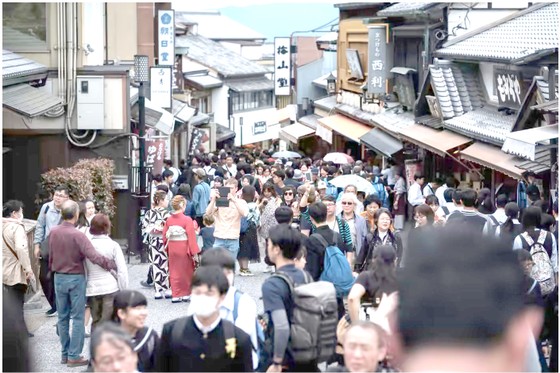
146, 139, 165, 175
150, 66, 172, 109
158, 10, 175, 66
274, 37, 291, 96
367, 25, 389, 95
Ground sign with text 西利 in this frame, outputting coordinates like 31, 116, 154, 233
274, 37, 291, 96
367, 26, 389, 95
150, 66, 172, 109
494, 69, 524, 109
158, 10, 174, 66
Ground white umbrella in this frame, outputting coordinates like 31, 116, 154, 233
272, 151, 302, 159
323, 152, 354, 164
329, 174, 375, 195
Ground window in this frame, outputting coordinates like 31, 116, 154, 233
3, 3, 48, 51
231, 90, 273, 113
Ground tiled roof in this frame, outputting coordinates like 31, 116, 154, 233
175, 35, 269, 78
3, 84, 64, 117
2, 50, 48, 85
335, 102, 415, 136
3, 27, 46, 51
226, 76, 274, 92
298, 114, 321, 130
377, 2, 443, 17
444, 106, 516, 146
435, 3, 558, 62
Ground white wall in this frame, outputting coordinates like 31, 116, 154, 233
212, 85, 230, 127
81, 2, 105, 66
232, 107, 280, 146
479, 62, 498, 105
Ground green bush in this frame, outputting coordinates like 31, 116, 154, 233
36, 158, 116, 217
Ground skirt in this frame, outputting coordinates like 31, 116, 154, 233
238, 224, 260, 262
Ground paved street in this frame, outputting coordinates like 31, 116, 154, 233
26, 257, 269, 372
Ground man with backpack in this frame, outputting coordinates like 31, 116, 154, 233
262, 224, 338, 372
190, 248, 261, 370
305, 202, 354, 319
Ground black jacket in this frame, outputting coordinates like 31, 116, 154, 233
355, 230, 403, 272
304, 225, 347, 281
155, 316, 253, 372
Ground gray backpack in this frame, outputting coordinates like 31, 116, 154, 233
272, 271, 338, 363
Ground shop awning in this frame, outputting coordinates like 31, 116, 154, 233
460, 142, 524, 179
227, 76, 274, 92
398, 124, 472, 157
279, 122, 315, 144
131, 98, 174, 135
318, 114, 371, 143
515, 148, 552, 175
3, 84, 64, 117
216, 124, 235, 142
502, 124, 558, 161
184, 74, 223, 90
359, 128, 403, 158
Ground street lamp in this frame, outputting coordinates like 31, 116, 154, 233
132, 55, 150, 262
326, 72, 336, 96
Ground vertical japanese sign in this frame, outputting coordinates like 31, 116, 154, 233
494, 69, 524, 109
158, 10, 174, 66
150, 66, 172, 109
146, 139, 165, 175
367, 26, 388, 95
274, 37, 291, 96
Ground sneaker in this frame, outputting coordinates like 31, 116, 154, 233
154, 291, 163, 300
67, 357, 89, 368
239, 269, 254, 277
182, 296, 191, 302
140, 280, 153, 288
243, 269, 255, 276
61, 357, 68, 364
171, 297, 182, 303
46, 308, 58, 317
164, 290, 172, 299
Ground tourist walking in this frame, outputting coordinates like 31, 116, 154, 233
3, 200, 35, 337
238, 186, 260, 276
86, 214, 128, 332
141, 190, 171, 300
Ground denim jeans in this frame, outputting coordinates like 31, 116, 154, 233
213, 238, 240, 259
54, 273, 86, 360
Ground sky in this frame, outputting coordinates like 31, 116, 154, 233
172, 1, 341, 41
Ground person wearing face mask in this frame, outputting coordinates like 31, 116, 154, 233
112, 290, 160, 372
189, 248, 260, 370
155, 266, 253, 372
3, 200, 35, 338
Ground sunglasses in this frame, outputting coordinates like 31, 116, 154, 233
341, 201, 354, 205
284, 192, 293, 196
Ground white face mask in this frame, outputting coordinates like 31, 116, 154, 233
190, 294, 219, 318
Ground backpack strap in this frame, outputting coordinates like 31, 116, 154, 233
312, 233, 329, 250
527, 279, 538, 295
441, 206, 449, 215
521, 232, 534, 247
134, 326, 154, 353
488, 215, 499, 226
271, 271, 296, 294
537, 229, 548, 245
232, 289, 242, 322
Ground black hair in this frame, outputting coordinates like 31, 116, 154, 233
90, 321, 135, 363
321, 195, 336, 203
191, 265, 229, 295
366, 244, 397, 285
308, 202, 327, 224
516, 248, 532, 263
152, 173, 163, 183
496, 194, 508, 208
275, 206, 294, 224
443, 188, 455, 203
111, 290, 148, 322
163, 159, 173, 167
414, 172, 424, 181
477, 188, 495, 213
399, 225, 525, 349
162, 169, 174, 179
241, 185, 256, 203
76, 201, 89, 228
502, 202, 520, 234
54, 185, 70, 195
521, 206, 542, 240
156, 184, 169, 193
262, 181, 277, 197
285, 167, 294, 179
445, 176, 455, 188
268, 223, 302, 260
425, 195, 439, 207
178, 183, 192, 200
200, 248, 236, 271
3, 200, 23, 218
363, 194, 382, 210
452, 189, 463, 204
460, 189, 477, 207
273, 169, 286, 180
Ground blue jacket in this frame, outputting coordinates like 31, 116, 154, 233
192, 182, 211, 217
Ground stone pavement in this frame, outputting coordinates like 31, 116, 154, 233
27, 257, 269, 372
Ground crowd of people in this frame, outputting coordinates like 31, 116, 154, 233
2, 148, 558, 372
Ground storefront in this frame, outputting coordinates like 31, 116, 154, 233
316, 114, 372, 160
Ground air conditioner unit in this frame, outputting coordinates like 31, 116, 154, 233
77, 76, 104, 130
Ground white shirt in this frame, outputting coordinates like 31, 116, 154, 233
407, 182, 424, 206
223, 164, 238, 179
435, 185, 448, 207
163, 167, 180, 183
491, 208, 508, 225
381, 167, 396, 186
193, 314, 222, 335
422, 183, 437, 197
